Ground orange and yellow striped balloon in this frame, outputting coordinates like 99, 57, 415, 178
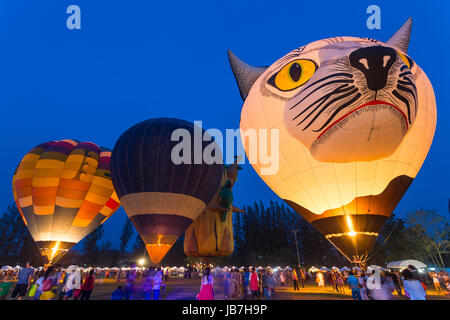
12, 140, 120, 263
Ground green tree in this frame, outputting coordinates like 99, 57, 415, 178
82, 224, 104, 265
119, 218, 134, 253
0, 205, 42, 265
133, 234, 146, 255
405, 209, 449, 268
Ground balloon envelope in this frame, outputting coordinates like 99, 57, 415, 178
111, 118, 223, 264
12, 140, 120, 263
230, 28, 437, 262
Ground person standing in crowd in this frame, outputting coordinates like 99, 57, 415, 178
10, 261, 34, 300
268, 270, 277, 298
80, 269, 95, 300
292, 268, 299, 291
402, 269, 427, 300
32, 270, 45, 300
164, 268, 169, 282
63, 266, 81, 300
358, 272, 369, 300
330, 270, 339, 292
383, 271, 396, 299
347, 271, 361, 300
389, 271, 403, 296
299, 268, 306, 288
124, 270, 136, 300
336, 271, 346, 293
152, 267, 163, 300
316, 271, 325, 288
279, 270, 286, 287
249, 267, 259, 300
141, 272, 153, 300
431, 272, 442, 293
54, 265, 63, 296
27, 269, 40, 299
366, 269, 391, 300
197, 267, 214, 300
223, 269, 233, 299
39, 266, 58, 300
243, 268, 250, 300
261, 269, 270, 300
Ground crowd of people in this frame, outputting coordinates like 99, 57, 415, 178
1, 261, 449, 300
0, 261, 168, 300
0, 261, 96, 300
199, 265, 450, 300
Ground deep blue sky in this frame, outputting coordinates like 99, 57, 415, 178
1, 1, 448, 249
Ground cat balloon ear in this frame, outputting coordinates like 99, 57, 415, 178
386, 17, 412, 53
228, 50, 268, 100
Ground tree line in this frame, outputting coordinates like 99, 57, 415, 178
0, 202, 448, 268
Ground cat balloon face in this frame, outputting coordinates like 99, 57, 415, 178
229, 18, 437, 262
231, 19, 420, 163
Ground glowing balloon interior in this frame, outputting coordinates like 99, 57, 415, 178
12, 140, 121, 263
229, 18, 436, 262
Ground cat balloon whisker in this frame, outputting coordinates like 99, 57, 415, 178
303, 88, 359, 130
312, 92, 362, 132
293, 85, 355, 122
290, 79, 354, 110
392, 90, 412, 123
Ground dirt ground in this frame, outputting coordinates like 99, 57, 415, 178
6, 277, 447, 300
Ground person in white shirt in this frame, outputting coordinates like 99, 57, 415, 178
152, 267, 163, 300
402, 269, 426, 300
63, 267, 81, 300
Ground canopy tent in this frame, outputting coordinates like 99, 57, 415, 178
66, 265, 79, 272
340, 267, 351, 271
320, 266, 330, 271
14, 265, 22, 269
1, 265, 13, 270
387, 260, 427, 269
110, 267, 120, 271
308, 266, 319, 272
331, 266, 339, 270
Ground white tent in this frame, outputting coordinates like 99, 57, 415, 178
110, 267, 119, 271
387, 260, 427, 269
67, 265, 79, 272
308, 266, 319, 273
1, 265, 13, 270
14, 265, 22, 270
320, 266, 329, 271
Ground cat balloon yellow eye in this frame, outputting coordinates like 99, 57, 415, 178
269, 59, 317, 91
398, 51, 413, 69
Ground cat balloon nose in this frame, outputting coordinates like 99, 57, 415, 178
349, 46, 397, 91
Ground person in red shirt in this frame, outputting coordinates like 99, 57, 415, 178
80, 270, 95, 300
249, 268, 259, 300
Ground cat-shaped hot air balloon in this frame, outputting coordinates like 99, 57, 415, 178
228, 18, 436, 263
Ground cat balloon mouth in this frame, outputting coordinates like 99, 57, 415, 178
316, 100, 408, 140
